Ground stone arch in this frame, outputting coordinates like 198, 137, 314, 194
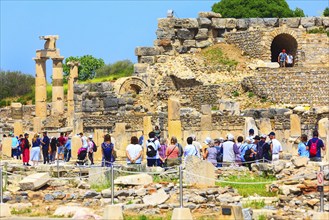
115, 77, 148, 95
264, 29, 300, 64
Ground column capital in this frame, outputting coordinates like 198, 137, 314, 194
51, 57, 64, 62
67, 61, 80, 67
33, 57, 48, 63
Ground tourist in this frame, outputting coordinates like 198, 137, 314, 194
242, 137, 257, 170
17, 134, 23, 160
101, 134, 115, 167
11, 132, 19, 159
146, 131, 161, 167
87, 135, 95, 165
64, 135, 72, 162
21, 133, 30, 166
184, 136, 199, 159
79, 132, 89, 149
222, 134, 239, 167
191, 134, 201, 158
286, 53, 293, 67
165, 136, 181, 167
30, 134, 41, 166
203, 137, 218, 167
126, 136, 143, 165
138, 131, 144, 146
235, 136, 243, 166
278, 49, 287, 67
307, 130, 326, 162
257, 135, 267, 161
298, 134, 309, 158
57, 132, 66, 160
214, 138, 223, 167
0, 134, 7, 153
248, 128, 255, 140
41, 131, 50, 164
269, 131, 282, 161
154, 125, 161, 141
158, 138, 167, 167
49, 137, 57, 163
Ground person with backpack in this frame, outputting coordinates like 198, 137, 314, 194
146, 131, 161, 167
165, 136, 181, 167
307, 130, 326, 162
64, 135, 72, 162
101, 134, 115, 167
269, 132, 282, 161
49, 137, 57, 163
278, 49, 288, 67
298, 134, 309, 158
234, 136, 243, 166
21, 133, 31, 166
214, 138, 223, 167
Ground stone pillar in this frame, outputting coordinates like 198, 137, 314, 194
258, 118, 272, 136
94, 129, 105, 161
112, 123, 128, 158
14, 120, 23, 136
73, 113, 83, 135
318, 118, 329, 161
11, 103, 23, 120
168, 97, 182, 143
143, 116, 153, 160
71, 135, 82, 160
290, 114, 301, 137
51, 57, 64, 115
33, 117, 42, 133
2, 137, 12, 158
67, 61, 80, 120
244, 117, 259, 138
34, 57, 48, 119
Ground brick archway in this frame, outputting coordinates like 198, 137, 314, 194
118, 77, 148, 95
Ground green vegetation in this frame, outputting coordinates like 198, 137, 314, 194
79, 71, 132, 84
232, 91, 240, 97
243, 199, 266, 209
124, 212, 172, 220
153, 175, 178, 184
260, 97, 267, 103
211, 106, 219, 111
11, 208, 32, 215
212, 0, 304, 18
324, 7, 329, 17
96, 60, 133, 78
216, 174, 277, 197
248, 91, 255, 98
201, 46, 238, 68
307, 27, 329, 37
90, 180, 111, 192
258, 214, 267, 220
63, 55, 105, 81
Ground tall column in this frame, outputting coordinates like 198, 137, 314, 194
34, 57, 48, 119
67, 61, 79, 116
51, 57, 64, 115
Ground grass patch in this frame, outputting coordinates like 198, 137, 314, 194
258, 214, 267, 220
124, 212, 172, 220
307, 27, 329, 37
80, 71, 132, 84
153, 175, 178, 184
243, 199, 266, 209
216, 174, 277, 197
247, 91, 255, 98
200, 46, 238, 68
90, 179, 111, 192
232, 91, 240, 97
11, 208, 32, 215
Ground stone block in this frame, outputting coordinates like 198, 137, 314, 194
258, 118, 272, 136
114, 173, 153, 185
19, 173, 50, 190
226, 18, 237, 28
0, 203, 11, 218
315, 17, 323, 26
249, 18, 265, 27
156, 28, 175, 39
237, 19, 249, 29
140, 56, 156, 64
198, 11, 222, 18
312, 212, 329, 220
318, 118, 329, 138
33, 117, 42, 133
177, 29, 194, 40
156, 55, 168, 63
201, 115, 212, 131
103, 205, 124, 220
171, 208, 193, 220
291, 156, 309, 168
71, 135, 82, 161
184, 156, 215, 186
142, 188, 169, 205
113, 123, 128, 153
134, 63, 148, 74
290, 114, 301, 137
135, 47, 159, 56
323, 17, 329, 27
1, 137, 12, 157
195, 28, 208, 40
196, 40, 212, 48
154, 38, 172, 46
93, 129, 105, 161
201, 105, 211, 115
14, 120, 23, 136
197, 17, 211, 27
103, 97, 118, 108
11, 102, 23, 119
212, 18, 226, 28
158, 18, 175, 29
279, 18, 300, 28
168, 120, 183, 143
244, 117, 258, 138
183, 40, 196, 47
178, 18, 199, 29
301, 17, 315, 28
168, 97, 181, 120
264, 18, 279, 27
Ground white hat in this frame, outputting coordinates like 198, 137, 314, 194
261, 134, 267, 139
204, 137, 212, 145
227, 134, 234, 141
88, 135, 93, 139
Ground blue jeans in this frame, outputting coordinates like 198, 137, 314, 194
147, 158, 161, 167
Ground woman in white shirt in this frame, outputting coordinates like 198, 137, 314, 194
126, 136, 143, 165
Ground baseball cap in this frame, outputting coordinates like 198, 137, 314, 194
204, 137, 212, 145
214, 138, 220, 143
227, 134, 234, 141
24, 133, 29, 136
254, 135, 261, 140
268, 131, 275, 136
261, 134, 267, 139
88, 135, 93, 139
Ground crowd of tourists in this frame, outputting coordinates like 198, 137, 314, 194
0, 127, 325, 168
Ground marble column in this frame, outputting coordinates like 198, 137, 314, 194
67, 61, 79, 116
51, 57, 64, 115
34, 57, 48, 119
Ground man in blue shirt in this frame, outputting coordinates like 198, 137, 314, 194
307, 131, 326, 162
11, 133, 19, 159
278, 49, 288, 67
64, 135, 72, 162
41, 131, 50, 164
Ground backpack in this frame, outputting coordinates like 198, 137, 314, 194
215, 146, 223, 162
92, 140, 97, 152
176, 143, 183, 157
309, 139, 318, 157
103, 143, 114, 162
146, 139, 157, 157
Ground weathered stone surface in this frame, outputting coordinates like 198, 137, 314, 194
198, 11, 222, 18
184, 156, 215, 186
135, 47, 159, 56
291, 157, 309, 168
142, 188, 169, 205
237, 19, 249, 29
323, 17, 329, 27
19, 173, 50, 191
54, 206, 93, 218
249, 18, 265, 27
134, 63, 148, 74
290, 114, 301, 137
263, 18, 279, 27
301, 17, 315, 28
114, 173, 153, 185
168, 97, 181, 120
226, 18, 237, 28
244, 117, 258, 138
196, 40, 212, 48
279, 18, 300, 28
177, 29, 194, 40
195, 28, 208, 40
197, 17, 211, 27
156, 28, 175, 39
140, 56, 156, 64
318, 118, 329, 138
183, 40, 196, 47
212, 18, 226, 28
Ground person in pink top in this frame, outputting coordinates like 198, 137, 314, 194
165, 136, 180, 167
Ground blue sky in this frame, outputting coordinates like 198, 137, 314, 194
1, 0, 328, 82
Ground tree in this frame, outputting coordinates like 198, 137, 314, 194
63, 55, 105, 81
292, 7, 305, 17
0, 71, 34, 100
324, 7, 329, 17
95, 60, 133, 78
212, 0, 304, 18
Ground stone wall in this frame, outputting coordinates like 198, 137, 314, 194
242, 67, 329, 106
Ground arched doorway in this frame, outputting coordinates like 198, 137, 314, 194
271, 34, 297, 63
